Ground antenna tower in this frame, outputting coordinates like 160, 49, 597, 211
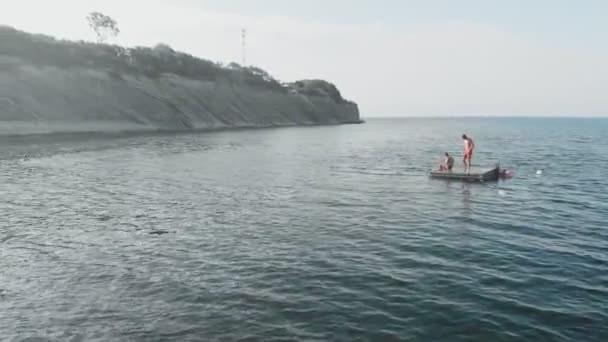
241, 28, 247, 66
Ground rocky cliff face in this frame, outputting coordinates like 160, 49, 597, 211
0, 27, 360, 136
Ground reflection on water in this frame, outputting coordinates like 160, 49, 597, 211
461, 182, 473, 217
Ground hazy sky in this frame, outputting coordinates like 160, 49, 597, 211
1, 0, 607, 116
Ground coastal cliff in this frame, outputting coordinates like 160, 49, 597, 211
0, 26, 360, 136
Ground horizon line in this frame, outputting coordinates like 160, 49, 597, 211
361, 115, 608, 119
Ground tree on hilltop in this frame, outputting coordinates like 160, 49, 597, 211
86, 12, 120, 43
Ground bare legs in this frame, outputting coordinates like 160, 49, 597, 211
463, 154, 472, 174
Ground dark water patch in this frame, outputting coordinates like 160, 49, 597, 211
96, 215, 112, 222
148, 230, 171, 236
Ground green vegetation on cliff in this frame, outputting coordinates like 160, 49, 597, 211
0, 25, 353, 104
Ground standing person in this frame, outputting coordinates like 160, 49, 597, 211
462, 134, 475, 173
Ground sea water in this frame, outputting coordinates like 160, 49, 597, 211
1, 117, 607, 341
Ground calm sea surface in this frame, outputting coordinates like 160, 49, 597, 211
1, 118, 607, 342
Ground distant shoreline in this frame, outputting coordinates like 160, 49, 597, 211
0, 120, 365, 143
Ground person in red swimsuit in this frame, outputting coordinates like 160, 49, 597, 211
462, 134, 474, 173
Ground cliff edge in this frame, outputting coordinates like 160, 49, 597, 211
0, 26, 361, 136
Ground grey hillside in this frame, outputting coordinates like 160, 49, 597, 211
0, 26, 361, 136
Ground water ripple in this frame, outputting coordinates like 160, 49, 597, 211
2, 118, 608, 341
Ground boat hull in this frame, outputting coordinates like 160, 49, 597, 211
429, 166, 500, 182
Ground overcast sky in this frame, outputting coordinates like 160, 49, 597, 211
1, 0, 607, 116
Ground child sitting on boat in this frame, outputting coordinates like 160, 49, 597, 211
439, 152, 454, 171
